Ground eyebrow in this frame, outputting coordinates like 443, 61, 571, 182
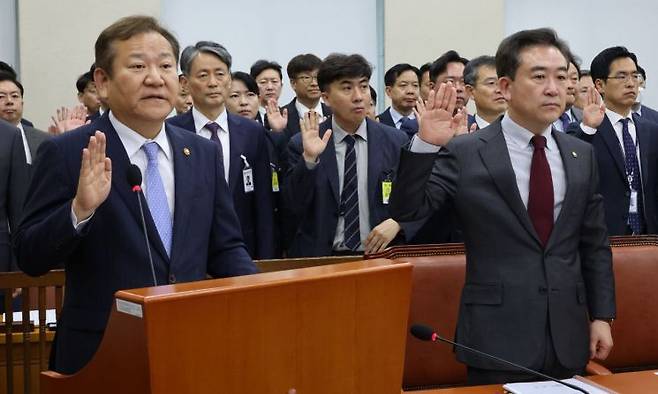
529, 65, 568, 72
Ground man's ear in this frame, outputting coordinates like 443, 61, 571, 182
498, 77, 512, 102
465, 85, 474, 96
180, 74, 189, 90
384, 86, 393, 99
93, 67, 110, 101
594, 79, 606, 97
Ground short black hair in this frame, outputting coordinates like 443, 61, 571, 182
76, 71, 94, 93
0, 72, 24, 96
463, 56, 496, 86
590, 46, 638, 83
287, 54, 322, 79
568, 53, 582, 79
0, 62, 17, 79
317, 53, 372, 92
384, 63, 420, 86
429, 50, 468, 83
369, 85, 377, 104
580, 69, 591, 78
250, 59, 282, 80
419, 62, 431, 76
496, 28, 571, 80
231, 71, 259, 95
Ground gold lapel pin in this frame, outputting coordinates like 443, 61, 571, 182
183, 147, 191, 156
572, 151, 578, 158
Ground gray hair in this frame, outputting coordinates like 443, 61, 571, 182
180, 41, 232, 76
463, 55, 496, 86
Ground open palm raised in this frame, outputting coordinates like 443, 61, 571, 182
300, 110, 332, 163
417, 82, 466, 146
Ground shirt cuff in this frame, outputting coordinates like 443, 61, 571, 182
580, 122, 597, 135
304, 160, 319, 170
71, 208, 94, 232
410, 135, 441, 153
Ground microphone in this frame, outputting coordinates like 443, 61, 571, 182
127, 165, 158, 286
410, 324, 589, 394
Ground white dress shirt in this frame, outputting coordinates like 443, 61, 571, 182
474, 114, 491, 129
580, 109, 641, 172
389, 106, 416, 129
295, 99, 324, 119
192, 107, 230, 182
410, 114, 566, 221
16, 122, 32, 165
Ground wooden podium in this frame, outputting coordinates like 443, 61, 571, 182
40, 259, 412, 394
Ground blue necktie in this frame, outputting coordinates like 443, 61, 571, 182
142, 142, 173, 256
558, 112, 571, 132
341, 135, 360, 251
400, 116, 419, 137
620, 118, 644, 234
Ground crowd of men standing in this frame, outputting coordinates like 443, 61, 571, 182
0, 13, 655, 384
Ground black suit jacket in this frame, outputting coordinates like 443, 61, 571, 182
16, 114, 257, 374
284, 118, 414, 257
0, 120, 23, 271
390, 120, 615, 371
568, 114, 658, 235
282, 98, 332, 142
639, 104, 658, 125
377, 107, 395, 128
167, 110, 276, 258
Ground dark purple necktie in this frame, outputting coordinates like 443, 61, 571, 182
527, 135, 554, 246
205, 121, 225, 174
559, 112, 570, 132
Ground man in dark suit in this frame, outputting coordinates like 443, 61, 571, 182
283, 53, 332, 142
15, 16, 257, 375
76, 70, 101, 121
391, 28, 615, 384
569, 46, 658, 235
429, 50, 470, 111
552, 57, 580, 132
285, 54, 416, 257
169, 41, 275, 259
0, 120, 24, 271
464, 56, 507, 131
633, 66, 658, 125
378, 63, 421, 138
0, 73, 49, 165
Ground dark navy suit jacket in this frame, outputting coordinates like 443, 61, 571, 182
167, 110, 275, 259
377, 107, 395, 128
284, 118, 413, 257
15, 113, 256, 374
639, 104, 658, 125
282, 98, 332, 142
569, 114, 658, 235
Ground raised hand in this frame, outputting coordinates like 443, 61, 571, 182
49, 105, 90, 135
266, 98, 288, 132
455, 107, 469, 136
582, 87, 606, 129
413, 97, 426, 129
417, 83, 463, 146
72, 131, 112, 222
300, 110, 331, 163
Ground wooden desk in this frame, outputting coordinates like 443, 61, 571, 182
405, 370, 658, 393
0, 329, 54, 394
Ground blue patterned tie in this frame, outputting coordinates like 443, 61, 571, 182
400, 116, 419, 137
559, 112, 571, 132
341, 135, 360, 251
142, 142, 173, 256
620, 118, 644, 234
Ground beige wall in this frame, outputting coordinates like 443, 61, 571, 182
18, 0, 161, 129
383, 0, 505, 110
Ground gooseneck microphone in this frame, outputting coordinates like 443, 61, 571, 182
127, 165, 158, 287
410, 324, 589, 394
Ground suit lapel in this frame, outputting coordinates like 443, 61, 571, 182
320, 122, 340, 204
227, 114, 244, 193
548, 130, 578, 248
102, 116, 170, 263
599, 116, 627, 183
478, 123, 541, 245
366, 121, 382, 223
23, 127, 40, 158
634, 115, 651, 191
167, 125, 194, 266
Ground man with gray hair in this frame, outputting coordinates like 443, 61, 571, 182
168, 41, 275, 259
464, 56, 507, 130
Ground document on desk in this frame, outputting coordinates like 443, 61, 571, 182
503, 376, 618, 394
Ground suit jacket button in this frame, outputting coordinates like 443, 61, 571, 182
625, 191, 631, 197
169, 274, 177, 284
538, 286, 548, 294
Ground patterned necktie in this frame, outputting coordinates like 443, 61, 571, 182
400, 116, 419, 137
142, 142, 173, 256
559, 112, 571, 132
527, 135, 554, 247
620, 118, 644, 234
341, 135, 360, 251
205, 121, 226, 177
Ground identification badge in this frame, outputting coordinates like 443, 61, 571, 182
382, 180, 392, 205
630, 190, 638, 213
271, 169, 280, 192
241, 155, 254, 193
